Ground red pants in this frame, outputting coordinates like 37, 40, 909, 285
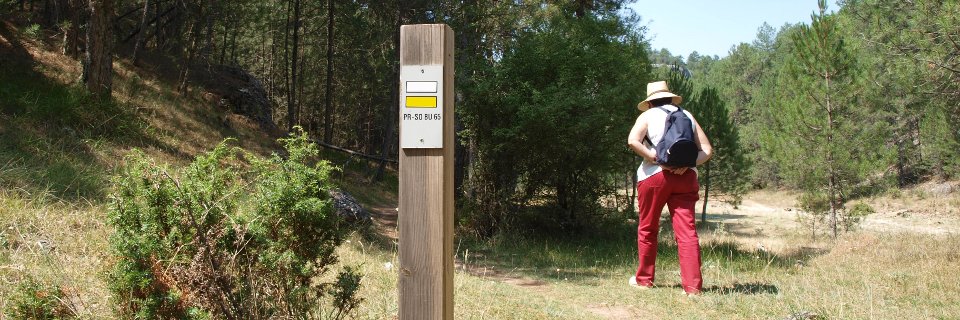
634, 170, 702, 293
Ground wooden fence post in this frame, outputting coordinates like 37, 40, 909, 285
398, 24, 455, 320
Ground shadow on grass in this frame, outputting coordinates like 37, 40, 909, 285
664, 282, 780, 295
458, 209, 825, 285
0, 21, 171, 201
707, 282, 779, 295
356, 218, 398, 253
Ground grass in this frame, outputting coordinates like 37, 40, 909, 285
0, 41, 147, 200
318, 147, 399, 207
6, 187, 958, 319
333, 217, 960, 319
330, 235, 597, 320
0, 191, 111, 317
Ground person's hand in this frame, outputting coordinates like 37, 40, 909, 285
644, 154, 657, 164
660, 165, 688, 175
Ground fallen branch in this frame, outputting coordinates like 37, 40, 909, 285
313, 140, 398, 165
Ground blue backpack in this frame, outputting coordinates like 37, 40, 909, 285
648, 106, 698, 168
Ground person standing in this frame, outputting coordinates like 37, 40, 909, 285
626, 81, 713, 295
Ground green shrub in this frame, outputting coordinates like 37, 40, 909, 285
3, 277, 76, 319
322, 266, 363, 320
848, 202, 875, 217
797, 192, 830, 239
842, 202, 875, 231
22, 24, 41, 40
0, 230, 8, 249
107, 128, 361, 319
798, 192, 830, 215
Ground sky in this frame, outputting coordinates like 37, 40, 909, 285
627, 0, 828, 59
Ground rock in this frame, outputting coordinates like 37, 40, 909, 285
928, 183, 955, 196
328, 189, 372, 223
197, 64, 277, 133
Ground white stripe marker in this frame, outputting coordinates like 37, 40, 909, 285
406, 81, 438, 93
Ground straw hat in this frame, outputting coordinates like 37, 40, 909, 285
637, 81, 683, 111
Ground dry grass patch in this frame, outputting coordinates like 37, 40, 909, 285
0, 191, 112, 318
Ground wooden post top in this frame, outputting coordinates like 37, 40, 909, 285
401, 24, 454, 66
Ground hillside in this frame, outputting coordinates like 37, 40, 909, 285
1, 16, 283, 315
0, 17, 278, 194
3, 11, 960, 320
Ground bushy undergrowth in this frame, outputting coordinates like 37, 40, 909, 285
796, 191, 874, 239
107, 128, 361, 319
3, 277, 76, 319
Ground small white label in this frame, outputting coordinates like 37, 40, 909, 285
400, 65, 444, 148
406, 81, 438, 93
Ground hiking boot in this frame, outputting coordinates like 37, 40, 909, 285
684, 290, 702, 298
628, 276, 653, 289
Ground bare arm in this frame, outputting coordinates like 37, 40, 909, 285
694, 121, 712, 166
627, 115, 657, 163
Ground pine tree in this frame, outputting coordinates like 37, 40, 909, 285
693, 86, 747, 221
783, 0, 858, 238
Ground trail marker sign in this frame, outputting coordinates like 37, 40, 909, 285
400, 65, 444, 148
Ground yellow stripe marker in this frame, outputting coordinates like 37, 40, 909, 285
406, 96, 438, 108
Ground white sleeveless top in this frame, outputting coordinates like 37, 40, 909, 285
637, 105, 699, 182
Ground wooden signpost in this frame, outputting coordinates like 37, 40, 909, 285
398, 24, 455, 320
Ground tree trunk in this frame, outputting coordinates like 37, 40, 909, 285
826, 76, 838, 239
374, 0, 403, 182
895, 112, 907, 187
63, 0, 82, 57
84, 0, 114, 97
466, 136, 477, 198
323, 0, 335, 143
701, 162, 711, 222
229, 25, 238, 64
177, 12, 201, 95
454, 117, 467, 196
199, 0, 217, 60
152, 0, 162, 49
629, 167, 636, 215
289, 0, 301, 132
557, 183, 570, 222
267, 14, 277, 101
131, 0, 150, 65
47, 0, 62, 27
218, 17, 228, 64
283, 0, 294, 132
574, 0, 592, 18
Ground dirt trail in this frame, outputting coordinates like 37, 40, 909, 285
700, 194, 803, 252
860, 210, 960, 235
369, 205, 399, 240
701, 187, 960, 253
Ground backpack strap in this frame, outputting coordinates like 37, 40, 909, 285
643, 106, 674, 146
663, 106, 696, 136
